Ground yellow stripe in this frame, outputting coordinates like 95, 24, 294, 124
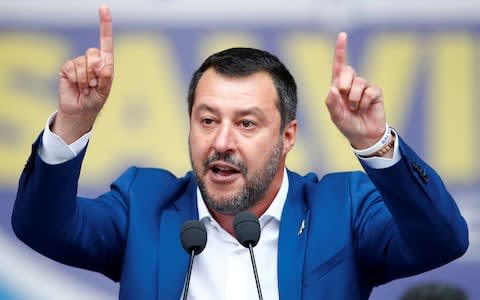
428, 32, 475, 182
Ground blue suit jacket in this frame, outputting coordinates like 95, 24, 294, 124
12, 135, 468, 299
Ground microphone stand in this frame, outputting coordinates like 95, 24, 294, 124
248, 244, 263, 300
182, 249, 196, 300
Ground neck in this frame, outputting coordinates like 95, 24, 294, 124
208, 196, 275, 236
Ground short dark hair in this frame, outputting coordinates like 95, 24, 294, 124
187, 47, 297, 129
400, 282, 468, 300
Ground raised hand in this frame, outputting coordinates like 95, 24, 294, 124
53, 5, 114, 144
326, 32, 386, 150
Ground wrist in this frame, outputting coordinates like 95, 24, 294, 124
52, 111, 96, 144
351, 123, 394, 158
365, 132, 395, 158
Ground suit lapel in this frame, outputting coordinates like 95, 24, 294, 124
278, 171, 310, 300
157, 177, 199, 299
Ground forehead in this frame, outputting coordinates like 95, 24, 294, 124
193, 68, 279, 112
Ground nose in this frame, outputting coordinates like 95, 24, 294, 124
213, 122, 236, 154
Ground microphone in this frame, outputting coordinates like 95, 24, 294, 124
233, 211, 263, 300
180, 220, 207, 300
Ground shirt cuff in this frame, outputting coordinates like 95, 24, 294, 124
37, 112, 92, 165
355, 128, 401, 169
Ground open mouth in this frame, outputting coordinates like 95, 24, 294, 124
208, 162, 242, 179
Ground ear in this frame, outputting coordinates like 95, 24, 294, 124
282, 120, 297, 156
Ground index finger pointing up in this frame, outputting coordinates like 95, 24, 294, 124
99, 5, 113, 56
331, 32, 348, 83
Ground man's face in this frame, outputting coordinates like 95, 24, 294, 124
188, 69, 290, 216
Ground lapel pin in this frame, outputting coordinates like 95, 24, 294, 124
298, 219, 305, 235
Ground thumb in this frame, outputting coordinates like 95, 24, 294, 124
93, 57, 113, 98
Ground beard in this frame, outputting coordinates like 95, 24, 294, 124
190, 138, 283, 216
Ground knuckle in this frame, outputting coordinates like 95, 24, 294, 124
338, 76, 351, 90
325, 96, 334, 107
86, 48, 99, 55
374, 86, 383, 97
349, 86, 362, 100
74, 56, 85, 68
338, 83, 348, 91
340, 66, 350, 77
360, 96, 371, 108
101, 67, 114, 79
62, 60, 75, 73
364, 87, 378, 99
346, 66, 357, 76
353, 76, 367, 86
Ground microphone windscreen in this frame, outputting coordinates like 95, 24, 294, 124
233, 211, 261, 248
180, 220, 207, 255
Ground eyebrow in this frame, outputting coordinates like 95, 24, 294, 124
195, 104, 218, 114
195, 104, 268, 121
237, 107, 267, 121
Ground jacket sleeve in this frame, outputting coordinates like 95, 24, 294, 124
11, 133, 132, 282
352, 135, 469, 285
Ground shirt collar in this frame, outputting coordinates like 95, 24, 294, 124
197, 168, 289, 223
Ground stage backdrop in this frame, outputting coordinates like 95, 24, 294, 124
0, 1, 478, 299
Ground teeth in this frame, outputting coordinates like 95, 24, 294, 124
211, 166, 237, 174
211, 165, 235, 171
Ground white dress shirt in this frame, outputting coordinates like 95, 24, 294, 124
185, 170, 288, 300
37, 112, 401, 299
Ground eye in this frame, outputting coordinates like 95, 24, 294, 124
201, 118, 215, 126
240, 120, 256, 129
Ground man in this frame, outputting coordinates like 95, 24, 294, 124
12, 6, 468, 300
400, 282, 468, 300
